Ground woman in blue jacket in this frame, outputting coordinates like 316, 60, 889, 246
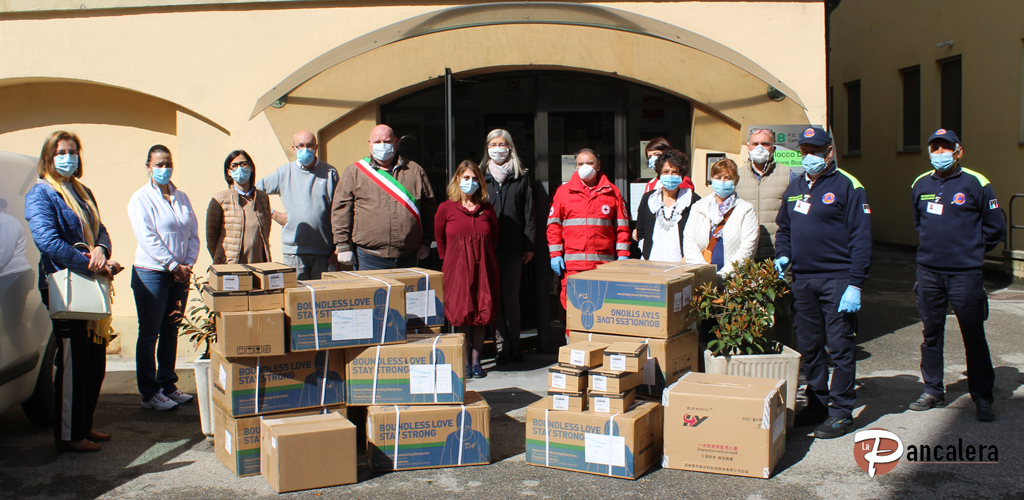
24, 131, 122, 453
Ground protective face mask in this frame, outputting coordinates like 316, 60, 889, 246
711, 179, 736, 199
749, 145, 771, 164
230, 167, 252, 185
578, 164, 597, 181
801, 152, 829, 174
930, 151, 956, 171
647, 155, 658, 170
54, 154, 79, 177
488, 147, 510, 163
460, 179, 480, 195
151, 167, 173, 185
660, 174, 682, 190
371, 142, 396, 163
296, 147, 315, 167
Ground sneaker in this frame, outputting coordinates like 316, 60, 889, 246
465, 365, 474, 380
472, 365, 486, 379
141, 392, 179, 411
976, 400, 995, 422
813, 416, 854, 439
165, 389, 194, 405
511, 350, 525, 363
794, 399, 829, 427
495, 353, 509, 367
909, 392, 945, 411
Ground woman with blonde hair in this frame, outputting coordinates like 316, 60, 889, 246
24, 130, 122, 452
480, 129, 535, 365
435, 160, 499, 379
206, 150, 272, 264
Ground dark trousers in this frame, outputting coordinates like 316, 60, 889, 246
791, 278, 857, 418
915, 267, 994, 403
494, 253, 523, 355
356, 247, 416, 271
131, 267, 188, 401
42, 290, 106, 442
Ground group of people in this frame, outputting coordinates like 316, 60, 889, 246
548, 126, 1005, 440
23, 125, 536, 452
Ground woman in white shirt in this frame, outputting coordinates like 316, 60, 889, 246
127, 145, 200, 411
683, 158, 759, 278
636, 150, 699, 262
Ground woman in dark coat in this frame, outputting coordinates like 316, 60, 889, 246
636, 149, 700, 261
435, 160, 499, 379
481, 129, 535, 365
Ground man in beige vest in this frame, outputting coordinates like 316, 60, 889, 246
734, 128, 797, 347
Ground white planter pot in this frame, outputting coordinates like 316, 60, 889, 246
193, 358, 213, 437
703, 344, 801, 427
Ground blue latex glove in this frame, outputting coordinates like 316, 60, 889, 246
774, 257, 790, 279
617, 256, 629, 260
551, 256, 565, 276
838, 286, 861, 313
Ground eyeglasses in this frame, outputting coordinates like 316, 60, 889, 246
230, 161, 253, 170
749, 128, 775, 136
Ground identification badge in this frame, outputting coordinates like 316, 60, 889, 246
927, 202, 943, 215
794, 200, 811, 215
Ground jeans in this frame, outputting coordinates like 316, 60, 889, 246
131, 267, 189, 401
356, 247, 416, 271
494, 253, 523, 355
283, 253, 333, 280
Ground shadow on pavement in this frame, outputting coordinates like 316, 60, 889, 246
475, 388, 542, 462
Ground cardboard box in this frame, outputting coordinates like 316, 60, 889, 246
676, 372, 790, 427
570, 330, 699, 394
525, 399, 663, 479
549, 365, 588, 393
566, 270, 698, 338
213, 403, 346, 477
365, 391, 490, 471
558, 341, 608, 369
589, 368, 643, 394
212, 309, 285, 358
603, 342, 647, 372
661, 380, 786, 479
211, 349, 345, 417
202, 285, 248, 313
248, 289, 284, 311
589, 389, 636, 414
408, 326, 444, 335
598, 260, 717, 288
345, 334, 466, 406
245, 262, 298, 290
547, 390, 587, 411
208, 264, 254, 292
284, 278, 407, 351
347, 268, 445, 328
261, 412, 357, 493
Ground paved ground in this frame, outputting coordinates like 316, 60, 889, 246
2, 246, 1023, 499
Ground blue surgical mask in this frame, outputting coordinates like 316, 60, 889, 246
151, 167, 173, 185
930, 151, 956, 171
460, 179, 480, 195
801, 152, 829, 174
660, 174, 682, 190
230, 167, 252, 185
296, 147, 315, 167
54, 154, 79, 177
711, 179, 736, 199
372, 143, 396, 163
647, 155, 658, 170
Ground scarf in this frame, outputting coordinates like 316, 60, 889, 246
488, 160, 512, 185
710, 194, 737, 239
43, 174, 115, 346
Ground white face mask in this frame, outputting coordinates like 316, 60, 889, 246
578, 164, 597, 181
488, 146, 510, 163
749, 145, 772, 164
371, 142, 395, 162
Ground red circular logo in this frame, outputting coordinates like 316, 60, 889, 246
935, 128, 947, 135
953, 193, 966, 205
822, 193, 836, 204
853, 428, 904, 478
804, 128, 816, 138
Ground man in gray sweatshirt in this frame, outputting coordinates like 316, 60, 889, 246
255, 130, 338, 279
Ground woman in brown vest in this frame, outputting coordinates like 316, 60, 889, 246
206, 150, 272, 264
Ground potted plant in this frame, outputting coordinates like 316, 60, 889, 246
690, 258, 801, 427
174, 274, 217, 436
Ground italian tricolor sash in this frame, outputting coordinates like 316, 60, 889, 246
354, 157, 421, 226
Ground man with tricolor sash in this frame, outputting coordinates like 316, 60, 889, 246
332, 124, 436, 271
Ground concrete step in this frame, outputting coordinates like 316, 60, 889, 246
101, 356, 198, 395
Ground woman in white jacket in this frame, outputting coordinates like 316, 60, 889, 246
683, 159, 759, 278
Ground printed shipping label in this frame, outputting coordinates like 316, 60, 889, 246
434, 364, 453, 394
223, 275, 239, 291
551, 372, 567, 390
219, 365, 227, 388
553, 395, 569, 410
585, 433, 626, 467
593, 375, 608, 392
682, 285, 692, 306
643, 357, 656, 385
268, 273, 284, 289
406, 290, 437, 320
569, 349, 586, 366
271, 437, 277, 449
408, 364, 454, 394
673, 292, 682, 313
594, 397, 610, 413
609, 355, 626, 371
331, 309, 374, 340
772, 411, 786, 442
225, 430, 232, 454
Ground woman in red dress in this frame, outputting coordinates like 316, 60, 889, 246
435, 160, 500, 379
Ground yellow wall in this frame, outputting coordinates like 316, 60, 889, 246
830, 0, 1024, 248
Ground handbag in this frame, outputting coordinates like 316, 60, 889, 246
47, 268, 112, 320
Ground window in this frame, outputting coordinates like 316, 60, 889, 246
901, 66, 921, 151
940, 57, 962, 139
845, 80, 861, 154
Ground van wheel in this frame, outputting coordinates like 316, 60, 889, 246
21, 333, 56, 426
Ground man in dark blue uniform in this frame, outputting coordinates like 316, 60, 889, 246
775, 127, 872, 439
908, 129, 1004, 422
